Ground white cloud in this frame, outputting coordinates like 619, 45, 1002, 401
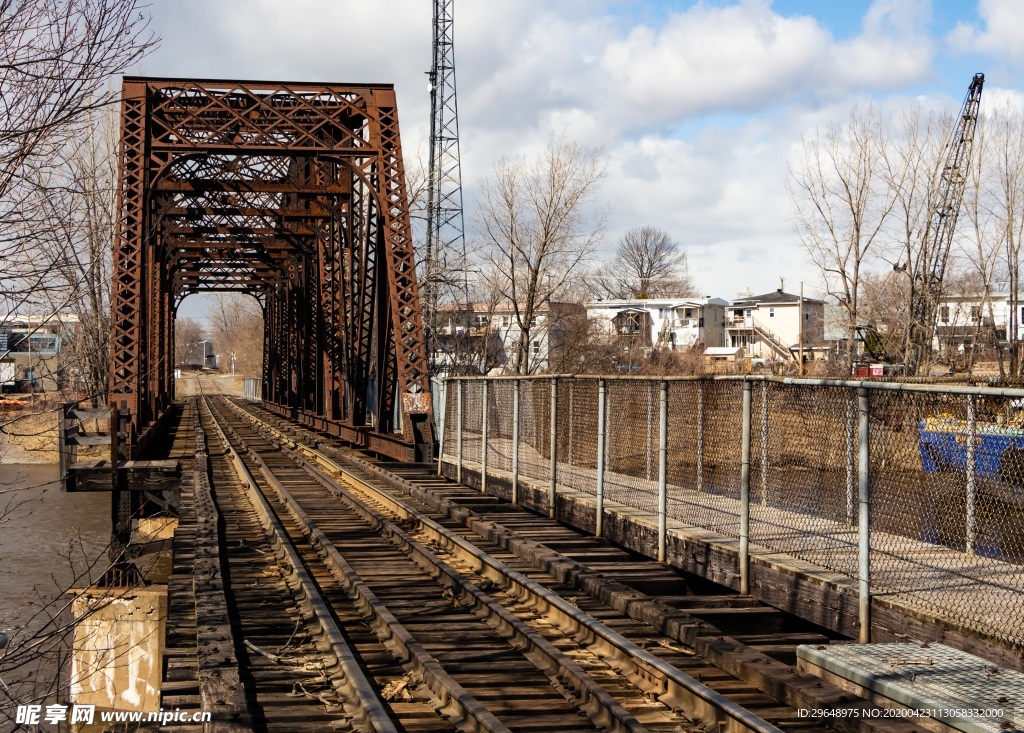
948, 0, 1024, 64
139, 0, 955, 305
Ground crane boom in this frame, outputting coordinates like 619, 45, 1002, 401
910, 72, 984, 370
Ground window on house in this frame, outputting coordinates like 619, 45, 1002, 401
939, 306, 950, 323
685, 308, 693, 318
971, 306, 982, 322
769, 308, 775, 317
502, 316, 510, 327
531, 340, 541, 355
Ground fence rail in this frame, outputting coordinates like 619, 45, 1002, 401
440, 374, 1024, 651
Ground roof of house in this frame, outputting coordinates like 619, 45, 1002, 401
434, 301, 579, 314
586, 296, 729, 309
731, 289, 824, 306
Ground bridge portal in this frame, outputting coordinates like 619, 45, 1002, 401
110, 77, 432, 462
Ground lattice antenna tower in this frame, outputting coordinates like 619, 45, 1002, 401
425, 0, 468, 339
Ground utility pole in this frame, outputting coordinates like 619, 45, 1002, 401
426, 0, 467, 374
798, 281, 804, 376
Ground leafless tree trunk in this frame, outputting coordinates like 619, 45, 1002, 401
478, 136, 605, 374
0, 0, 155, 323
206, 294, 264, 377
878, 106, 951, 368
789, 105, 896, 366
0, 2, 156, 721
985, 105, 1024, 375
959, 113, 1005, 378
589, 225, 695, 299
17, 106, 120, 404
174, 318, 207, 369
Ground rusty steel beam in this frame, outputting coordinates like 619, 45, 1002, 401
111, 77, 432, 465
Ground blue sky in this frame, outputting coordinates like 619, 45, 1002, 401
149, 0, 1024, 318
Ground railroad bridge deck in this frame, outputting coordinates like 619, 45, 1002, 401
62, 74, 1024, 732
82, 384, 1020, 733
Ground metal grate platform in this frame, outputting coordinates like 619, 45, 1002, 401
798, 643, 1024, 733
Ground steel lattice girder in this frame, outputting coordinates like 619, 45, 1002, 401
111, 77, 433, 461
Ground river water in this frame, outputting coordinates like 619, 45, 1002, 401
0, 463, 111, 717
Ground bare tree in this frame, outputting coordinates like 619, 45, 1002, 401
478, 136, 606, 374
0, 3, 156, 721
957, 112, 1005, 377
878, 106, 952, 367
174, 318, 207, 368
207, 294, 264, 376
590, 225, 695, 299
985, 105, 1024, 374
789, 105, 896, 363
16, 106, 120, 403
0, 0, 155, 322
857, 269, 910, 356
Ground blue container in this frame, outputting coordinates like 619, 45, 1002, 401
918, 424, 1024, 476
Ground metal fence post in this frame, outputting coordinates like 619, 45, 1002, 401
512, 379, 520, 505
740, 380, 752, 595
696, 381, 704, 493
658, 380, 669, 563
596, 379, 607, 538
646, 382, 654, 481
436, 381, 446, 476
858, 386, 871, 644
58, 402, 69, 490
760, 380, 769, 506
846, 392, 856, 525
549, 377, 558, 519
456, 379, 464, 484
568, 380, 575, 468
480, 379, 489, 494
966, 394, 977, 555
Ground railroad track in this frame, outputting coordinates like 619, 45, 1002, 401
153, 388, 933, 733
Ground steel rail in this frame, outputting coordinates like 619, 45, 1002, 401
208, 397, 648, 733
198, 396, 400, 733
223, 397, 786, 733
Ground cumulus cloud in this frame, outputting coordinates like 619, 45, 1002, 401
137, 0, 951, 302
948, 0, 1024, 64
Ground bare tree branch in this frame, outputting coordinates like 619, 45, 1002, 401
478, 136, 606, 374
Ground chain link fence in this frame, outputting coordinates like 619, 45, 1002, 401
440, 375, 1024, 651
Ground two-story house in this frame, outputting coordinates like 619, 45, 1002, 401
585, 297, 728, 351
431, 301, 583, 375
725, 289, 825, 361
935, 288, 1024, 352
0, 314, 77, 392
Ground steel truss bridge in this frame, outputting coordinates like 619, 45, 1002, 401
110, 77, 432, 463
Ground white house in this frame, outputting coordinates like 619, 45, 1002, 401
431, 301, 583, 374
585, 297, 728, 350
725, 289, 825, 360
935, 289, 1024, 350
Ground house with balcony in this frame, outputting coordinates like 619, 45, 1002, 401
431, 301, 584, 375
0, 314, 77, 392
585, 297, 728, 351
934, 288, 1024, 352
725, 289, 825, 361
